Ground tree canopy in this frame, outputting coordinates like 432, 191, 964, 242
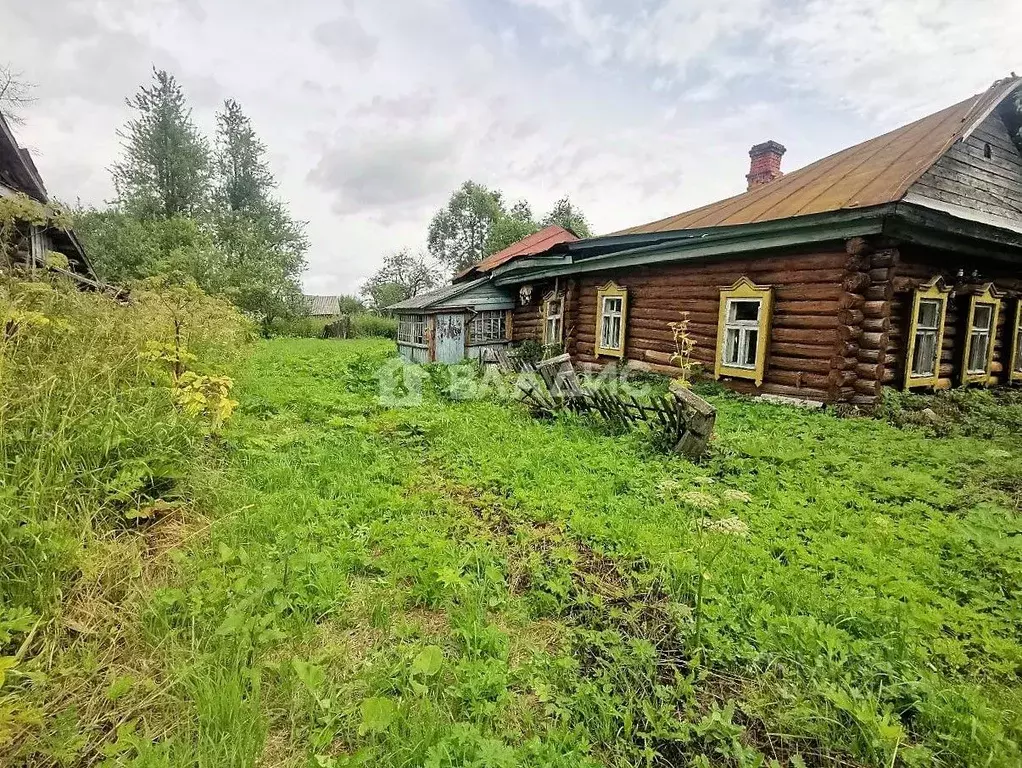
112, 68, 211, 219
427, 181, 505, 273
360, 249, 438, 311
79, 72, 308, 332
542, 196, 592, 238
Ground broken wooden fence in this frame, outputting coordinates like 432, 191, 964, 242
507, 353, 716, 459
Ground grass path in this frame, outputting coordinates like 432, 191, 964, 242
48, 338, 1022, 767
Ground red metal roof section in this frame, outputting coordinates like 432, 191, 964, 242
456, 224, 579, 280
616, 77, 1021, 235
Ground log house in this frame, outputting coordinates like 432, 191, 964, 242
461, 77, 1022, 405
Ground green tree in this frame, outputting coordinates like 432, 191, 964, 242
210, 99, 308, 329
484, 217, 539, 257
73, 208, 221, 284
112, 68, 211, 219
336, 294, 365, 314
427, 181, 506, 272
542, 196, 592, 238
214, 99, 274, 212
360, 249, 438, 311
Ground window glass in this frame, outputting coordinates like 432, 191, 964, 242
544, 296, 563, 344
1014, 323, 1022, 373
600, 295, 623, 350
967, 302, 995, 375
398, 314, 426, 345
909, 298, 943, 378
916, 299, 940, 329
721, 298, 761, 369
729, 300, 760, 323
470, 310, 506, 343
912, 332, 938, 376
973, 304, 993, 331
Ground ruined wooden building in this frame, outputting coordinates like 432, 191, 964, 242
0, 111, 96, 284
450, 77, 1022, 405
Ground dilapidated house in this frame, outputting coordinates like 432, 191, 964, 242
390, 225, 578, 363
467, 76, 1022, 405
0, 111, 96, 284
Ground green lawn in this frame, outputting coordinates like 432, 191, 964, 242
32, 338, 1022, 766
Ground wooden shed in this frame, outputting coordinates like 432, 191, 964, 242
389, 278, 514, 364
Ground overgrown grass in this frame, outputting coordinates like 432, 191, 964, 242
5, 337, 1021, 767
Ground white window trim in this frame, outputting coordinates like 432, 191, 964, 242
594, 282, 628, 358
543, 294, 564, 346
721, 298, 762, 370
398, 314, 427, 347
469, 310, 508, 344
911, 298, 943, 377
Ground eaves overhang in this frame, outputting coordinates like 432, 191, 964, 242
491, 205, 896, 286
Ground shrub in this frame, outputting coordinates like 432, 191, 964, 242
0, 273, 253, 614
351, 313, 398, 339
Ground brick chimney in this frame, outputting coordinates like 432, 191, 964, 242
746, 140, 786, 190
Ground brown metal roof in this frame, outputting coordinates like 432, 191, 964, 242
617, 77, 1022, 235
455, 224, 579, 281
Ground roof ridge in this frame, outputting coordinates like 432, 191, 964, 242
614, 77, 1022, 236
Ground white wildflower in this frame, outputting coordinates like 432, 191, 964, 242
721, 489, 752, 504
698, 516, 749, 537
680, 491, 719, 511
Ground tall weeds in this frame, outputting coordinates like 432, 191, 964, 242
0, 273, 252, 614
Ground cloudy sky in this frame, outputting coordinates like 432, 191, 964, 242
4, 0, 1019, 294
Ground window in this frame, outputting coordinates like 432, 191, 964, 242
910, 299, 942, 377
398, 314, 427, 345
722, 299, 761, 369
1011, 301, 1022, 384
595, 282, 628, 357
543, 293, 564, 345
904, 278, 950, 389
960, 284, 1000, 385
715, 277, 772, 385
469, 310, 508, 343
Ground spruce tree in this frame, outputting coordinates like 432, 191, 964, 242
112, 68, 210, 218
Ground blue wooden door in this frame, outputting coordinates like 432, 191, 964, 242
434, 313, 465, 363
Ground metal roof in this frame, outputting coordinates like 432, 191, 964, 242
454, 224, 579, 281
387, 277, 490, 311
616, 77, 1022, 235
304, 295, 341, 315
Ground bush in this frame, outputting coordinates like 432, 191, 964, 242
351, 313, 397, 339
0, 273, 253, 614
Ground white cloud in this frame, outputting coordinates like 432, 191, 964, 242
3, 0, 1019, 295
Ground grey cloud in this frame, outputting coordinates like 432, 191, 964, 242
312, 16, 379, 67
307, 133, 460, 219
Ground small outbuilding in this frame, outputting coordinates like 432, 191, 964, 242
389, 278, 515, 364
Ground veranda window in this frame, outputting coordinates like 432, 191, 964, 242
543, 295, 563, 345
594, 282, 628, 358
398, 314, 426, 345
470, 310, 507, 343
722, 299, 761, 369
910, 299, 943, 377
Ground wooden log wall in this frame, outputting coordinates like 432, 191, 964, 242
510, 240, 1022, 403
889, 244, 1022, 389
512, 248, 856, 402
